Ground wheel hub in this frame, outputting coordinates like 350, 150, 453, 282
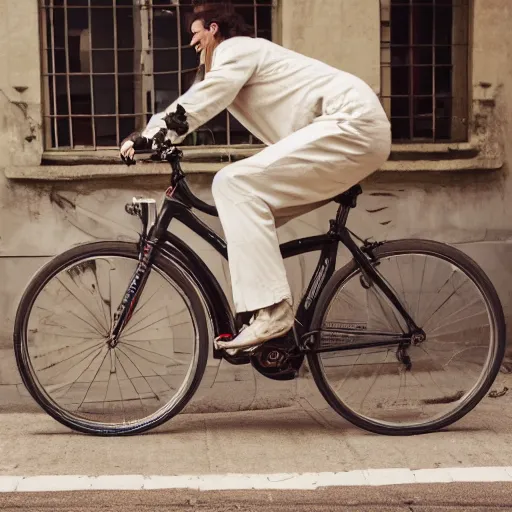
411, 330, 426, 346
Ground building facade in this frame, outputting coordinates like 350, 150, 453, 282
1, 0, 512, 402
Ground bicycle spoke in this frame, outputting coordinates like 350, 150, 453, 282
113, 351, 127, 420
121, 306, 168, 337
36, 305, 104, 337
113, 350, 148, 417
107, 266, 113, 323
395, 257, 411, 313
94, 265, 111, 330
125, 284, 165, 326
120, 344, 173, 376
33, 338, 104, 363
60, 347, 109, 407
415, 256, 427, 323
56, 277, 108, 335
121, 314, 170, 338
37, 341, 105, 373
120, 341, 188, 366
358, 360, 385, 412
31, 330, 104, 341
425, 299, 484, 333
117, 346, 172, 399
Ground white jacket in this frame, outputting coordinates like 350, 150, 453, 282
142, 37, 387, 145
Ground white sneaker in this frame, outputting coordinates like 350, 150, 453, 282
215, 300, 294, 356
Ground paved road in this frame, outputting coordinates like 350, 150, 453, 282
1, 484, 512, 511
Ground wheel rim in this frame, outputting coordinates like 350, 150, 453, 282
315, 252, 498, 429
22, 254, 200, 430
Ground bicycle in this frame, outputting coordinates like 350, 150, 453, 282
14, 135, 506, 436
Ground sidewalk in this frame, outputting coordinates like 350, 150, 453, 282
1, 373, 512, 477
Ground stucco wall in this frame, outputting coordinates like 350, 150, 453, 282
281, 0, 381, 91
1, 0, 512, 407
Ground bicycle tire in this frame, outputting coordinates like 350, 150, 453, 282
307, 238, 506, 436
14, 241, 209, 436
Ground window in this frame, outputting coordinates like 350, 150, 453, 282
380, 0, 470, 142
39, 0, 275, 150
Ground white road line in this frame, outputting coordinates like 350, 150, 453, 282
1, 467, 512, 493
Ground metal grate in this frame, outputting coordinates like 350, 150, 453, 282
380, 0, 470, 142
39, 0, 274, 150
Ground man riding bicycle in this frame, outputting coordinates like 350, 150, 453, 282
120, 7, 391, 355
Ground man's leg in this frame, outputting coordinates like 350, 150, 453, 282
213, 116, 391, 350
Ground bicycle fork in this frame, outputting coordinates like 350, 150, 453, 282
107, 198, 158, 372
108, 241, 156, 349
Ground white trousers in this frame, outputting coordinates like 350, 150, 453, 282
211, 113, 391, 313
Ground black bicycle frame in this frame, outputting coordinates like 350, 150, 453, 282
152, 191, 340, 332
114, 149, 421, 358
159, 158, 417, 324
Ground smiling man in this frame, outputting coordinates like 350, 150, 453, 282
191, 0, 234, 82
120, 8, 391, 354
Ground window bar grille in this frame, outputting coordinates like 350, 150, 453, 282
149, 1, 156, 127
247, 1, 256, 145
380, 0, 391, 126
113, 0, 120, 147
63, 0, 74, 148
42, 1, 59, 148
41, 1, 275, 150
382, 1, 469, 142
49, 1, 59, 148
177, 1, 183, 97
432, 0, 436, 142
87, 0, 96, 150
408, 1, 414, 140
253, 0, 258, 35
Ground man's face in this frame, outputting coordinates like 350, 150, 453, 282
190, 19, 218, 54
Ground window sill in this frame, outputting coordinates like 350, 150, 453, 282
4, 142, 503, 180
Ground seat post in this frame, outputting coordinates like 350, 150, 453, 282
331, 184, 362, 232
334, 203, 351, 230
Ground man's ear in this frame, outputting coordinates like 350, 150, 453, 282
209, 22, 219, 36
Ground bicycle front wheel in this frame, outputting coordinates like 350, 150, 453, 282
14, 241, 209, 435
308, 239, 506, 435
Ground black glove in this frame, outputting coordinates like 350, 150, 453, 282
121, 132, 151, 150
163, 104, 189, 136
119, 132, 151, 166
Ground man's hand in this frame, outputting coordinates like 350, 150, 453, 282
120, 140, 135, 161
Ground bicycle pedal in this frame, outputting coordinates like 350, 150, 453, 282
214, 333, 234, 350
214, 333, 262, 357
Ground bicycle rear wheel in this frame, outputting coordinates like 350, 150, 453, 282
14, 241, 209, 435
307, 239, 506, 435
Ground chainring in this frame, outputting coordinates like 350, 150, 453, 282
249, 335, 304, 381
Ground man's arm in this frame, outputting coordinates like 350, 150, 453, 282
141, 39, 258, 142
120, 109, 188, 161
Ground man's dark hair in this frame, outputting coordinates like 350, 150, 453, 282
188, 7, 254, 39
192, 0, 234, 11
